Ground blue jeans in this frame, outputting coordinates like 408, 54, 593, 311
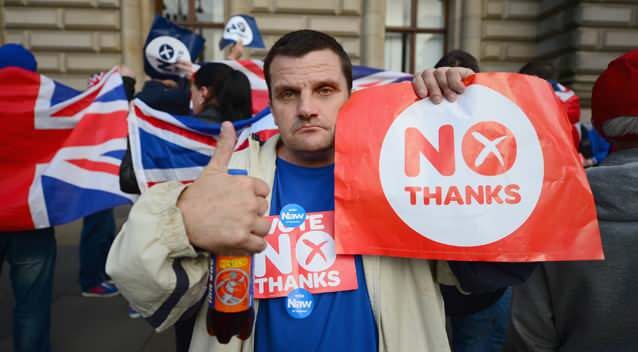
0, 228, 56, 352
79, 209, 116, 291
451, 288, 512, 352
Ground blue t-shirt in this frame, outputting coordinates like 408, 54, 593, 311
254, 157, 378, 352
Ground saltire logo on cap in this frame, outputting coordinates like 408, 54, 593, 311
219, 15, 265, 50
144, 16, 205, 79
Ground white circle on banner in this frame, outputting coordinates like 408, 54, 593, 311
223, 16, 254, 45
145, 36, 191, 74
296, 231, 336, 272
378, 85, 544, 246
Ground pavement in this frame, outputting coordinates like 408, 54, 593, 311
0, 206, 176, 352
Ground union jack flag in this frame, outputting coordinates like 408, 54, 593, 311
550, 80, 582, 146
0, 67, 134, 231
130, 60, 412, 191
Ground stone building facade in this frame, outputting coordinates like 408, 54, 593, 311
2, 0, 637, 120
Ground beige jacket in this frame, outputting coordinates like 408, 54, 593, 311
106, 136, 456, 352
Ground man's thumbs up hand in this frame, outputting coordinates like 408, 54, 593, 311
177, 122, 271, 255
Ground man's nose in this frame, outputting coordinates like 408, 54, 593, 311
297, 90, 318, 119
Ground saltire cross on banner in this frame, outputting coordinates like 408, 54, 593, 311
219, 15, 265, 50
129, 60, 412, 192
0, 67, 135, 231
334, 73, 603, 262
144, 15, 206, 80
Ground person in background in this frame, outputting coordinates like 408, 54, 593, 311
519, 61, 582, 151
117, 61, 252, 352
580, 123, 611, 167
435, 49, 514, 352
0, 43, 56, 352
78, 67, 136, 299
78, 209, 119, 297
189, 62, 253, 122
506, 49, 638, 352
434, 49, 480, 73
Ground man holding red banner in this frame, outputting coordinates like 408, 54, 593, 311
107, 30, 535, 351
506, 49, 638, 352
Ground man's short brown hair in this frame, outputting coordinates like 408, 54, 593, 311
263, 30, 353, 96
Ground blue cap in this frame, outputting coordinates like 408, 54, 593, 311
0, 43, 37, 72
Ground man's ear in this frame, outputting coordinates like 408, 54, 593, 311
200, 86, 210, 100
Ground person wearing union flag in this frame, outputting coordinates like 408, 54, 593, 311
107, 30, 536, 352
0, 43, 56, 352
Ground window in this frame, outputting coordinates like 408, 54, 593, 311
155, 0, 226, 61
385, 0, 447, 73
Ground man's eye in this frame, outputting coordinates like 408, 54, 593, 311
280, 90, 296, 100
318, 87, 334, 95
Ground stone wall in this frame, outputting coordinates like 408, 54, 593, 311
470, 0, 638, 120
227, 0, 366, 64
539, 0, 638, 114
2, 0, 635, 114
478, 0, 541, 72
2, 0, 124, 89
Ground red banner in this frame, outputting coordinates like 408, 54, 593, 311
334, 73, 603, 261
254, 211, 358, 298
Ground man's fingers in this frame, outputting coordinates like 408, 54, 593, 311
241, 234, 267, 254
255, 196, 269, 216
251, 177, 270, 198
447, 67, 473, 94
251, 216, 271, 237
205, 121, 237, 173
434, 68, 456, 101
412, 71, 428, 98
423, 69, 443, 104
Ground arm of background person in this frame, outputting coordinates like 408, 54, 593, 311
119, 137, 141, 195
135, 78, 191, 115
448, 261, 538, 293
118, 65, 137, 101
227, 41, 244, 60
504, 265, 560, 351
116, 65, 142, 194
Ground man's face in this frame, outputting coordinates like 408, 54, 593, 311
268, 49, 349, 166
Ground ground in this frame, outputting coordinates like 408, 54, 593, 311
0, 206, 176, 352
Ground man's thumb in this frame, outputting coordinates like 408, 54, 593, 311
206, 121, 237, 172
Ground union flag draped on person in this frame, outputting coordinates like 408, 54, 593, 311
0, 67, 134, 231
129, 60, 412, 191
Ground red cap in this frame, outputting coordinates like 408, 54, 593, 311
591, 49, 638, 140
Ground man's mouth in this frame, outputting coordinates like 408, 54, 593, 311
296, 125, 323, 132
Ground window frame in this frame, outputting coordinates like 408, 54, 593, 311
154, 0, 225, 29
154, 0, 226, 60
385, 0, 449, 73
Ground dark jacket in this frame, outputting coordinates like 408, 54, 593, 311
506, 148, 638, 352
442, 261, 537, 316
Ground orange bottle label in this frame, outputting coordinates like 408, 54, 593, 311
209, 256, 253, 313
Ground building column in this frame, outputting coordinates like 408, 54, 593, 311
459, 0, 482, 60
361, 0, 386, 68
120, 0, 147, 88
0, 0, 6, 44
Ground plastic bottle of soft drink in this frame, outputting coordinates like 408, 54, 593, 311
207, 255, 255, 344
